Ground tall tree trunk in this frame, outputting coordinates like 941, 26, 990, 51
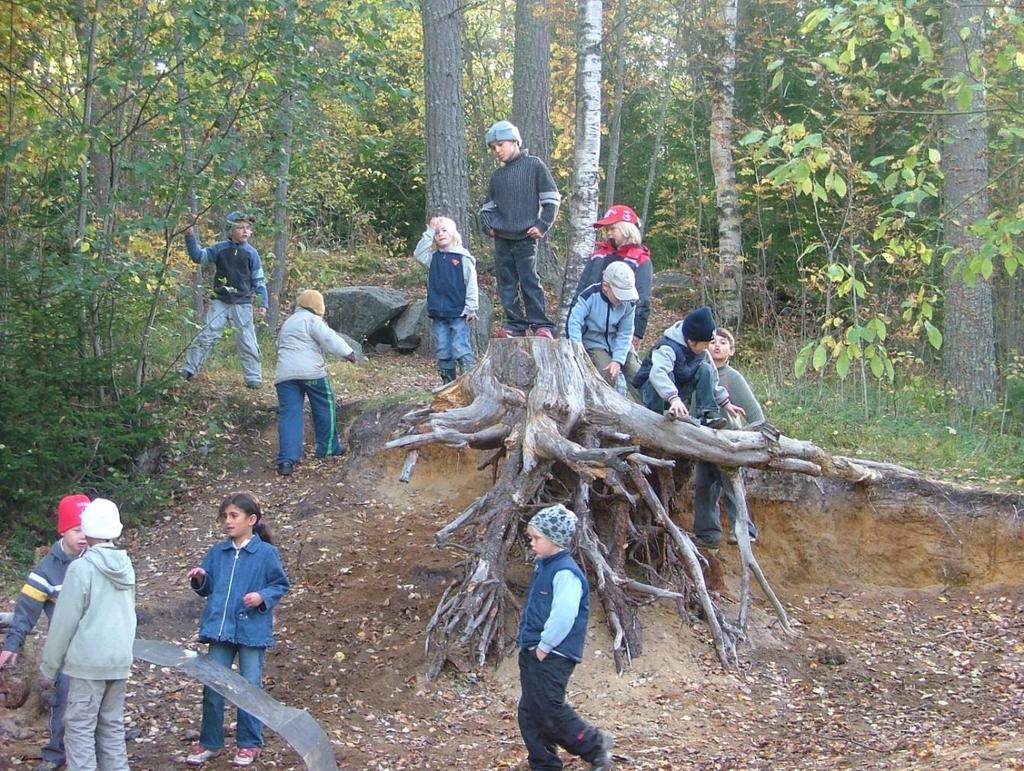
639, 31, 680, 232
422, 0, 471, 245
940, 0, 996, 408
173, 25, 205, 318
556, 0, 603, 327
603, 0, 628, 209
73, 0, 100, 247
512, 0, 557, 282
268, 2, 298, 331
708, 0, 742, 329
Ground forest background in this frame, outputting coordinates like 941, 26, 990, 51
0, 0, 1021, 551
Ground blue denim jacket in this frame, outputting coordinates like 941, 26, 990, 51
192, 535, 289, 648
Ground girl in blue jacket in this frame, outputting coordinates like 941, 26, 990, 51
185, 492, 290, 767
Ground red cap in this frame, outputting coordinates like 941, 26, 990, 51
57, 494, 90, 534
594, 204, 639, 228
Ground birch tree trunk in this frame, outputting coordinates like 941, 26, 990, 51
603, 0, 628, 209
422, 0, 471, 245
708, 0, 743, 328
940, 0, 996, 407
512, 0, 557, 281
556, 0, 603, 328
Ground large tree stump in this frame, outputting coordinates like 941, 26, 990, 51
384, 338, 1018, 675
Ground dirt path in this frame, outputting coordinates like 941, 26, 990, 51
3, 374, 1023, 770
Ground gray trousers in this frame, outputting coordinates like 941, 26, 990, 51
183, 299, 262, 385
64, 677, 130, 771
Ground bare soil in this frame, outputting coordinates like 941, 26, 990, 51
2, 353, 1023, 770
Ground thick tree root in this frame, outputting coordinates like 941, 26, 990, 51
384, 338, 994, 676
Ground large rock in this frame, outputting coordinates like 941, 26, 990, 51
339, 332, 365, 362
652, 270, 691, 290
417, 292, 495, 359
392, 300, 427, 352
324, 286, 409, 343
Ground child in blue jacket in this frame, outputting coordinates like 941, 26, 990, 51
185, 492, 290, 767
566, 262, 638, 395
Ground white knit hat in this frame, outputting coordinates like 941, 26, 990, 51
80, 498, 123, 540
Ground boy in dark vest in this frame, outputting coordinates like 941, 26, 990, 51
480, 120, 560, 339
179, 211, 268, 388
0, 494, 90, 771
413, 216, 479, 383
632, 305, 744, 428
518, 505, 613, 770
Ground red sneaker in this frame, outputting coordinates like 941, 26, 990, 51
186, 745, 224, 765
232, 747, 262, 766
533, 328, 554, 339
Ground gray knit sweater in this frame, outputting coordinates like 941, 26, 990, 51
479, 151, 561, 239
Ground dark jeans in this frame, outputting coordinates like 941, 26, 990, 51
275, 378, 343, 465
517, 649, 603, 770
495, 237, 552, 332
41, 670, 69, 765
693, 461, 758, 545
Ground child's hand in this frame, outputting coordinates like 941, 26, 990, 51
427, 216, 442, 230
242, 592, 263, 608
187, 567, 206, 581
632, 336, 642, 351
255, 306, 267, 319
667, 397, 689, 419
726, 403, 746, 418
0, 650, 17, 669
526, 226, 543, 240
534, 648, 547, 661
465, 312, 478, 323
603, 361, 622, 381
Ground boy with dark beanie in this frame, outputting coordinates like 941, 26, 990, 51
632, 305, 745, 427
0, 494, 90, 771
480, 120, 561, 338
519, 505, 613, 770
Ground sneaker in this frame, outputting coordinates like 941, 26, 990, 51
727, 531, 758, 545
590, 729, 614, 770
186, 745, 223, 766
245, 381, 262, 390
533, 327, 554, 339
33, 762, 64, 771
700, 412, 728, 429
276, 461, 294, 476
492, 328, 527, 339
695, 538, 722, 550
178, 369, 194, 381
232, 748, 262, 766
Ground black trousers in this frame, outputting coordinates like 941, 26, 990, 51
517, 648, 602, 770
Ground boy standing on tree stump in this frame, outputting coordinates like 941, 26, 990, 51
480, 120, 560, 339
179, 211, 268, 388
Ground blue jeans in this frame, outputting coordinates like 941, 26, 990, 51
431, 317, 474, 371
693, 462, 758, 545
199, 642, 266, 750
275, 378, 343, 465
495, 237, 552, 332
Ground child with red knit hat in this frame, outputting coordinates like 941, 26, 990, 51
0, 494, 90, 771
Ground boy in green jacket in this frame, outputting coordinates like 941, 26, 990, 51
41, 499, 136, 771
692, 328, 766, 548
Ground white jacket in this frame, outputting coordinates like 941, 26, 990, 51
274, 308, 354, 384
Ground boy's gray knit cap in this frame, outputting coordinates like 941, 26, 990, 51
485, 120, 522, 147
529, 504, 578, 549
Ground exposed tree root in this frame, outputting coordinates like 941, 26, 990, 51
384, 338, 1005, 676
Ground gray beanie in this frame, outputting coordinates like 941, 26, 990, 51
529, 504, 578, 549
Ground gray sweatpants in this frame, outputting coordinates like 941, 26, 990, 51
182, 298, 263, 385
64, 677, 130, 771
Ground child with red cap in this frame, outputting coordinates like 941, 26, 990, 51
0, 494, 90, 771
571, 204, 654, 380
